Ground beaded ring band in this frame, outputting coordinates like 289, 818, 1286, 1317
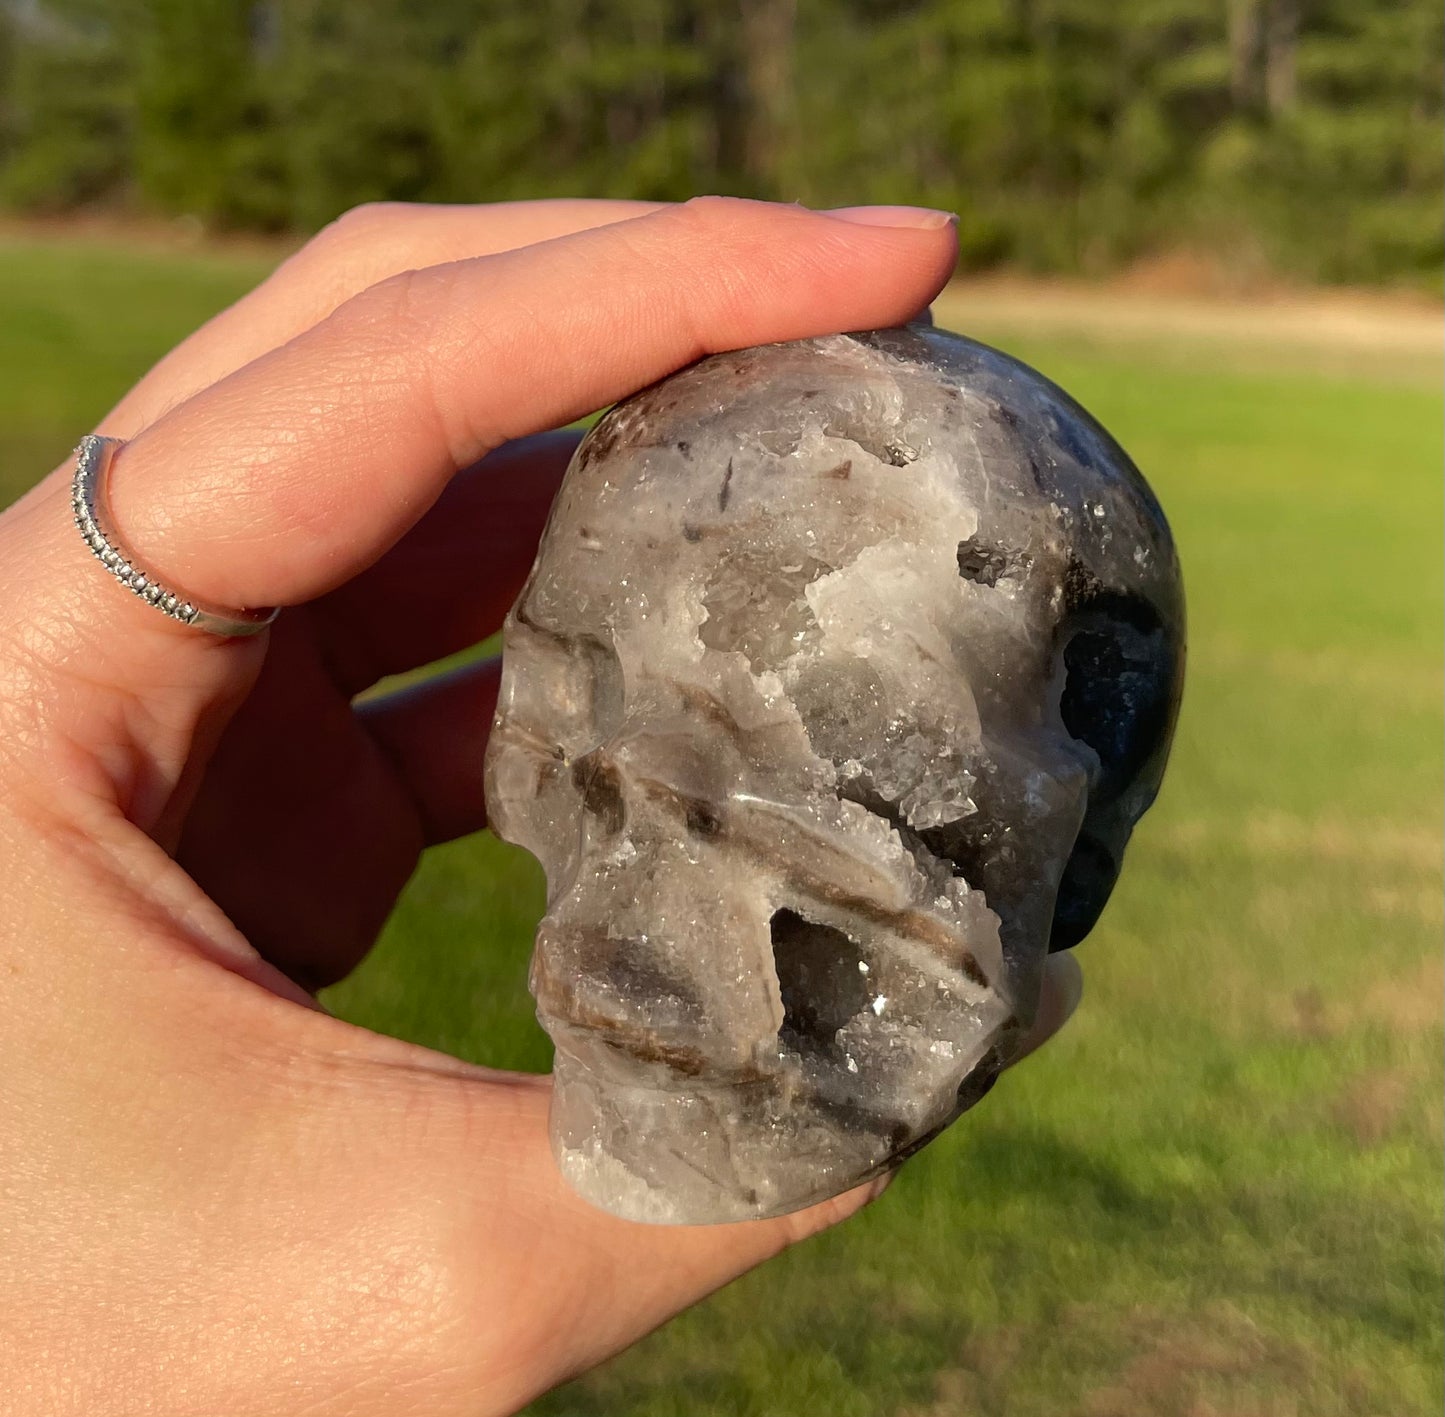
71, 434, 278, 639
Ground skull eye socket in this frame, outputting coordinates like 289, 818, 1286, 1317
1057, 590, 1172, 805
1051, 586, 1181, 952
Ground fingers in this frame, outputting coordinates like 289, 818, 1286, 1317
1008, 950, 1083, 1065
357, 658, 500, 846
100, 198, 957, 616
174, 432, 573, 984
432, 1074, 884, 1412
174, 615, 424, 990
313, 430, 578, 694
106, 200, 667, 438
536, 1176, 881, 1400
0, 198, 953, 861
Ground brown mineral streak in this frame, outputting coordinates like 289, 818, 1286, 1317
532, 940, 778, 1083
675, 681, 749, 739
634, 775, 992, 989
536, 961, 718, 1078
537, 942, 948, 1156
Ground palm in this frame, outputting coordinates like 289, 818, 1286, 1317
179, 610, 423, 988
177, 437, 573, 990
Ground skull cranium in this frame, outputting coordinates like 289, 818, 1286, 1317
485, 326, 1185, 1223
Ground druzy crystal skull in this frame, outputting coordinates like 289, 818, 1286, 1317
486, 326, 1184, 1223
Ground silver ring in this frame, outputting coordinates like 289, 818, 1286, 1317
71, 435, 279, 639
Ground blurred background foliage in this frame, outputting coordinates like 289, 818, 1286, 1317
0, 0, 1440, 288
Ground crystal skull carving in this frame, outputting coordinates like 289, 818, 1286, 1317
486, 325, 1184, 1224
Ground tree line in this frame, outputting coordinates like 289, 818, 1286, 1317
1, 0, 1440, 287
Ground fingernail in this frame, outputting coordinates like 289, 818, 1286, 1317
826, 205, 958, 231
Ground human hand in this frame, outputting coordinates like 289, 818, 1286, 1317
0, 198, 1081, 1416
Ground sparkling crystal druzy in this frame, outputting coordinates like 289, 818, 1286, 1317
485, 325, 1185, 1224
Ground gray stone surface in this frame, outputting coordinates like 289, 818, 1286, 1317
485, 325, 1185, 1224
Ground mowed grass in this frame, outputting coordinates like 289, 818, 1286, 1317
2, 232, 1440, 1416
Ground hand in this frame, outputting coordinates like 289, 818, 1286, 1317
0, 197, 1080, 1416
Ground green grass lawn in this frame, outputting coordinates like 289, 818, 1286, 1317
3, 232, 1440, 1416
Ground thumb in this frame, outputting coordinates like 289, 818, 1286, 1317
436, 1074, 879, 1410
427, 951, 1082, 1410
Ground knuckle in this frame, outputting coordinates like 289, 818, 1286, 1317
652, 197, 793, 332
320, 264, 499, 463
280, 202, 421, 297
672, 193, 761, 233
665, 194, 802, 261
661, 194, 751, 254
315, 200, 413, 253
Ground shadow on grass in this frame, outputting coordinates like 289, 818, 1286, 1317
533, 1120, 1440, 1416
946, 1125, 1173, 1221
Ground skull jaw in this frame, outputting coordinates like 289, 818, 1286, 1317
545, 1013, 1009, 1224
549, 1054, 889, 1223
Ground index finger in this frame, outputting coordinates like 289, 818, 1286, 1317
97, 198, 958, 615
106, 199, 668, 437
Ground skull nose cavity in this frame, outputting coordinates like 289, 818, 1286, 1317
769, 908, 872, 1056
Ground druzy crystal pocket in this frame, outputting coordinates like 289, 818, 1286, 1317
485, 326, 1185, 1223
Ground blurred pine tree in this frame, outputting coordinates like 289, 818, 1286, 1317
0, 0, 1438, 286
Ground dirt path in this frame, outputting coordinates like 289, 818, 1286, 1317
935, 275, 1441, 382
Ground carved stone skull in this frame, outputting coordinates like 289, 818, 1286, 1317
485, 326, 1184, 1223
